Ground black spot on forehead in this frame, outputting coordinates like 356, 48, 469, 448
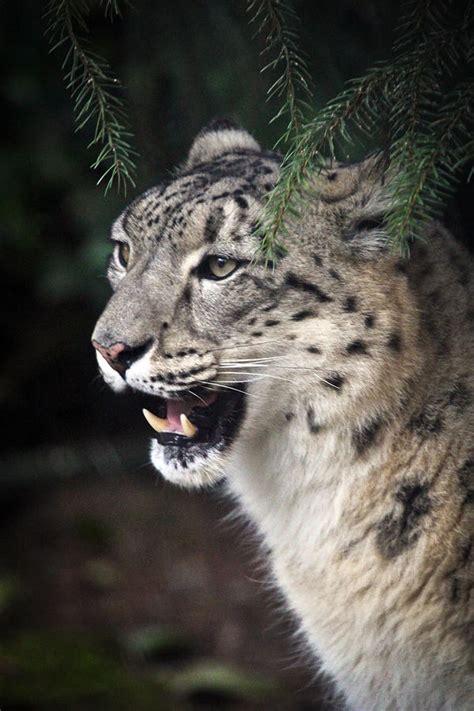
204, 210, 224, 243
234, 195, 249, 209
212, 191, 230, 201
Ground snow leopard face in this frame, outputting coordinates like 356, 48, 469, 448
92, 120, 409, 487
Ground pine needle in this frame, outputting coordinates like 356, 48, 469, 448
252, 0, 474, 259
45, 0, 137, 195
247, 0, 313, 145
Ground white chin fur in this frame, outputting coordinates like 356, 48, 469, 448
96, 351, 128, 393
149, 439, 226, 489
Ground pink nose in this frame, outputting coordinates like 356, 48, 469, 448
92, 340, 127, 373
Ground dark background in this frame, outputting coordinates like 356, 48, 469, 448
0, 1, 470, 709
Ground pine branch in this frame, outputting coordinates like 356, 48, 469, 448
247, 0, 313, 145
100, 0, 123, 19
387, 80, 474, 255
258, 59, 408, 260
46, 0, 137, 194
254, 0, 474, 259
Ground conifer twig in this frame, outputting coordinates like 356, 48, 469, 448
252, 0, 474, 258
387, 80, 474, 255
247, 0, 312, 145
46, 0, 137, 194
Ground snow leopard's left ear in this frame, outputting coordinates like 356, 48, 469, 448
321, 154, 392, 259
183, 119, 261, 170
346, 154, 392, 258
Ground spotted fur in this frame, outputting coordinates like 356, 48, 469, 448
93, 122, 474, 710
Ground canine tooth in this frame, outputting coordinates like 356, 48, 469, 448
180, 413, 198, 438
142, 408, 168, 433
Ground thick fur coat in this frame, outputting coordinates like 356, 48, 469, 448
93, 122, 474, 710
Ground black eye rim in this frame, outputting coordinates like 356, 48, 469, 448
196, 254, 247, 281
114, 241, 130, 269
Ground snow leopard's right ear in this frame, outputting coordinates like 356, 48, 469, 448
183, 119, 261, 170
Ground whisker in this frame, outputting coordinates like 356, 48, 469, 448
200, 381, 264, 401
221, 363, 322, 372
205, 338, 286, 354
220, 355, 293, 364
218, 367, 338, 389
212, 378, 263, 384
188, 388, 208, 406
218, 370, 298, 385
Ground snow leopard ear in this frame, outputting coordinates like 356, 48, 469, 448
336, 155, 392, 259
183, 119, 261, 170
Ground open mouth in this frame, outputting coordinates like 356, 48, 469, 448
138, 385, 246, 454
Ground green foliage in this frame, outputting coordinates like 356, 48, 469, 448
46, 0, 137, 194
254, 0, 474, 258
247, 0, 312, 143
0, 631, 176, 710
155, 659, 278, 703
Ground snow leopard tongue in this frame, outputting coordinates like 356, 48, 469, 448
166, 399, 194, 430
142, 391, 218, 438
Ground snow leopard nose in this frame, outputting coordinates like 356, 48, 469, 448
92, 339, 152, 373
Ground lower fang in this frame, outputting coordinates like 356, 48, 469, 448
180, 413, 198, 438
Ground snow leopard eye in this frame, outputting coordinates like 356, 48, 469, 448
114, 242, 130, 269
199, 255, 239, 280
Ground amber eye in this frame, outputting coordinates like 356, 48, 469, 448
114, 242, 130, 269
200, 255, 239, 280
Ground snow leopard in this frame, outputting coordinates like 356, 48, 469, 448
92, 120, 474, 710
